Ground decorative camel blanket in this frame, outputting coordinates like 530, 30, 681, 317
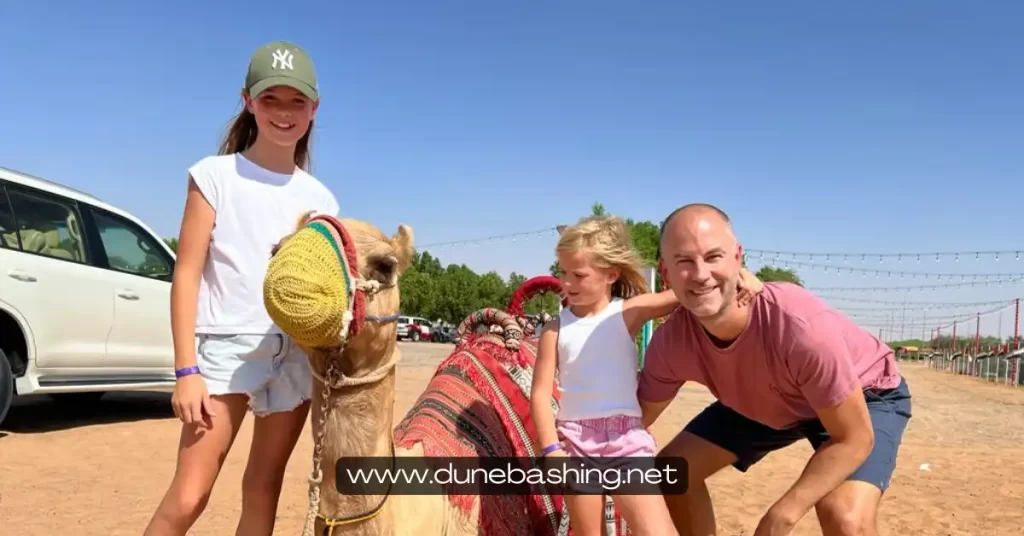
393, 334, 631, 536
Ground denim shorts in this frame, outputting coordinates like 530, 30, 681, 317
194, 333, 312, 416
684, 377, 912, 491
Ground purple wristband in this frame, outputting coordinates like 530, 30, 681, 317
175, 366, 200, 378
540, 442, 563, 456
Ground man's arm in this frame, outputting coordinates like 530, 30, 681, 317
635, 315, 688, 429
768, 315, 874, 524
770, 383, 874, 521
639, 398, 673, 429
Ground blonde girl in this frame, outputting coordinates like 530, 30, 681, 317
144, 41, 339, 536
530, 215, 761, 536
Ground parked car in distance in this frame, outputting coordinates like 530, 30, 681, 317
431, 324, 456, 343
396, 315, 433, 342
0, 166, 177, 426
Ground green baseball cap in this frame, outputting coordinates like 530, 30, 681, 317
245, 40, 319, 101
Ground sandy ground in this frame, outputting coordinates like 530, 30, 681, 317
2, 343, 1022, 535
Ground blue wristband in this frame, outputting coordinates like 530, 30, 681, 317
175, 366, 201, 378
540, 442, 563, 456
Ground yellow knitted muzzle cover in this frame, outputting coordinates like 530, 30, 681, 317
263, 218, 355, 348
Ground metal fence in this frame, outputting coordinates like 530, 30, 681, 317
898, 348, 1024, 386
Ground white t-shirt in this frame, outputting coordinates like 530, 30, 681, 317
188, 153, 340, 335
555, 298, 643, 421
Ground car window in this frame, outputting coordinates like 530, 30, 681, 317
5, 186, 88, 262
0, 187, 18, 250
89, 209, 173, 281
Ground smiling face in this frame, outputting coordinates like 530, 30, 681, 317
243, 85, 318, 148
659, 207, 743, 320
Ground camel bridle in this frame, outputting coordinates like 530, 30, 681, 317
296, 218, 403, 536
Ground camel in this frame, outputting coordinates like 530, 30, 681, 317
263, 213, 627, 536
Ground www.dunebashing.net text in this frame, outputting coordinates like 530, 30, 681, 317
334, 456, 690, 496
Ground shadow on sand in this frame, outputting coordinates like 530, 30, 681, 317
1, 391, 175, 436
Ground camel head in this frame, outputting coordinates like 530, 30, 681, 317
264, 210, 414, 376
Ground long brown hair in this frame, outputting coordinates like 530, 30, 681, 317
217, 105, 314, 172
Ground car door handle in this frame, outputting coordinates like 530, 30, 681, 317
117, 290, 140, 301
7, 270, 37, 282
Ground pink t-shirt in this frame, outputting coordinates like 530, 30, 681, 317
637, 282, 902, 430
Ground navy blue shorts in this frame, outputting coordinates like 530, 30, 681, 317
684, 377, 912, 491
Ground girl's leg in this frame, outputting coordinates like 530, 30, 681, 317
564, 494, 607, 536
611, 494, 679, 536
556, 418, 612, 536
234, 399, 311, 536
144, 393, 251, 536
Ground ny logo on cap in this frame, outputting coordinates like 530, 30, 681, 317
272, 48, 294, 70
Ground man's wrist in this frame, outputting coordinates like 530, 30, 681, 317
768, 494, 806, 526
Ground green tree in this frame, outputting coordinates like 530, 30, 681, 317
165, 237, 178, 252
754, 266, 803, 286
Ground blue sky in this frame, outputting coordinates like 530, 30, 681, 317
2, 1, 1022, 339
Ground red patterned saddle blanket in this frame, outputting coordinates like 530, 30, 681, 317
393, 335, 631, 535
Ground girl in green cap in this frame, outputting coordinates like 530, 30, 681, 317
144, 40, 337, 536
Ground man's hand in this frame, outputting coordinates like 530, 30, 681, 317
736, 268, 765, 306
752, 503, 800, 536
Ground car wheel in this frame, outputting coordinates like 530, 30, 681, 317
411, 331, 420, 342
0, 350, 13, 427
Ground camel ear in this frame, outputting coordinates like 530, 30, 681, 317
295, 210, 317, 231
392, 224, 415, 273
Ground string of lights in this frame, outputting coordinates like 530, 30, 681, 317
806, 277, 1024, 293
744, 249, 1023, 263
832, 302, 1017, 314
743, 258, 1024, 281
415, 225, 1024, 297
815, 295, 1015, 307
411, 225, 1022, 342
856, 302, 1016, 331
418, 227, 559, 249
414, 224, 1024, 264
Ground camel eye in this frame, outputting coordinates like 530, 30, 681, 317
371, 256, 397, 278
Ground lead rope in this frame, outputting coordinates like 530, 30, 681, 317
300, 278, 398, 536
303, 354, 340, 536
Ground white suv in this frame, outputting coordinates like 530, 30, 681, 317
396, 315, 432, 342
0, 166, 177, 425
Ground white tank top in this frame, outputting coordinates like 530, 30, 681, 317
188, 153, 339, 335
555, 298, 642, 421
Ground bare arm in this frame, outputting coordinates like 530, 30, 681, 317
529, 319, 562, 452
765, 316, 874, 526
622, 290, 679, 338
170, 177, 215, 370
639, 398, 673, 429
769, 382, 874, 522
736, 267, 764, 306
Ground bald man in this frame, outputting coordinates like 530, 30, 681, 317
638, 203, 911, 536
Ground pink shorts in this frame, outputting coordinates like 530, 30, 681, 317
555, 415, 657, 458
